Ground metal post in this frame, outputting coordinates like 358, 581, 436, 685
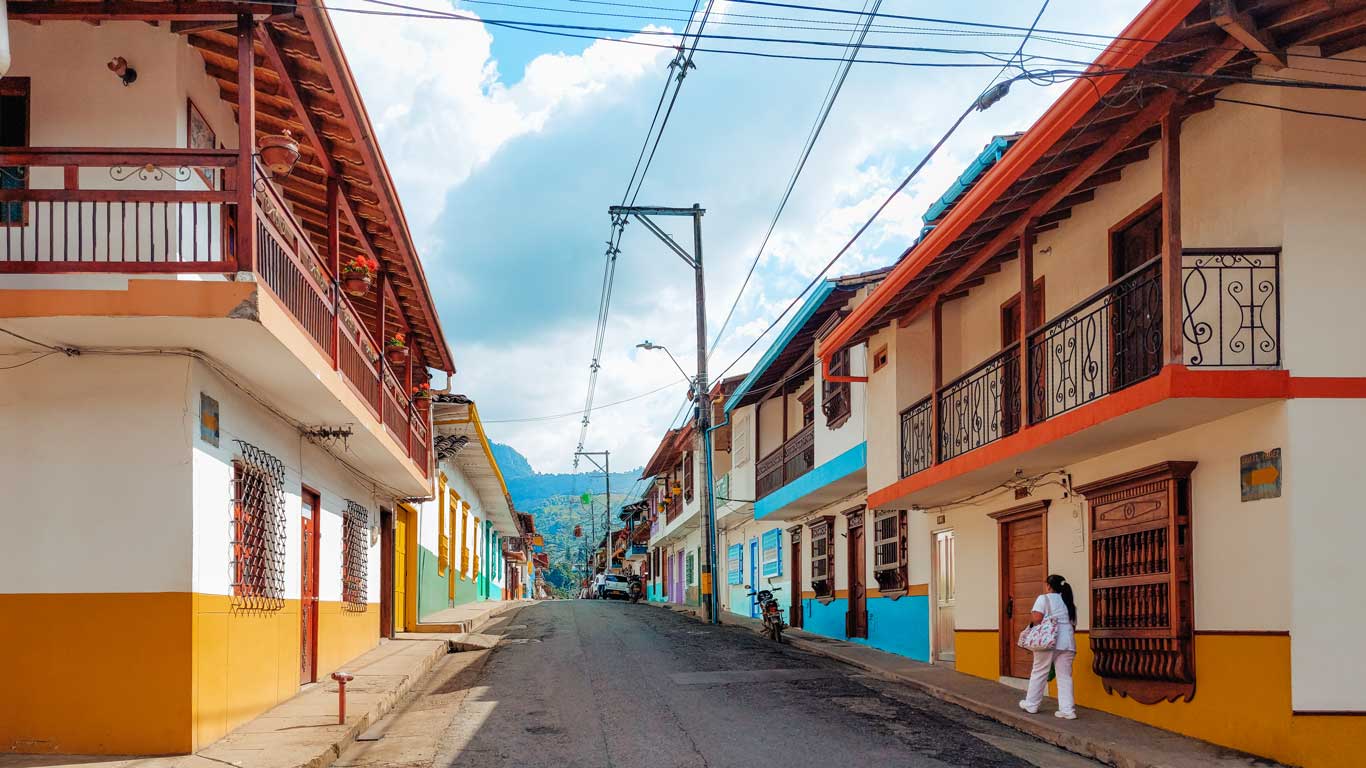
691, 204, 719, 625
604, 451, 612, 569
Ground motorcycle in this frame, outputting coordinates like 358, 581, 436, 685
627, 575, 644, 604
747, 584, 785, 643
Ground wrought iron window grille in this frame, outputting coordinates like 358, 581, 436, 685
231, 440, 288, 612
342, 499, 370, 612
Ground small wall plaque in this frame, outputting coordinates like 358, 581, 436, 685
200, 393, 220, 447
1240, 448, 1281, 502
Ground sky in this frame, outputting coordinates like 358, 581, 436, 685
330, 0, 1147, 477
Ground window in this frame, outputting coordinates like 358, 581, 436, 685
872, 345, 889, 373
684, 451, 695, 502
437, 477, 449, 576
1077, 461, 1197, 703
341, 500, 370, 611
799, 388, 815, 428
809, 516, 835, 598
230, 441, 288, 611
727, 543, 743, 585
1, 78, 30, 227
760, 528, 783, 578
460, 503, 472, 575
823, 348, 852, 429
872, 510, 908, 593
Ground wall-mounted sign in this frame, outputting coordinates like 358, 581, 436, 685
199, 393, 220, 447
1241, 448, 1282, 502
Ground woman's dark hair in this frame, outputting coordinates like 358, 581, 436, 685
1047, 574, 1077, 623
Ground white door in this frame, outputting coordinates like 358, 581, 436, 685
933, 529, 957, 662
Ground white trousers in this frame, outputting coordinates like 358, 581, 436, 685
1024, 648, 1076, 714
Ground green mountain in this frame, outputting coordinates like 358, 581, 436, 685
490, 442, 642, 595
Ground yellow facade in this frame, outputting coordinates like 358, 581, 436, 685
1, 592, 380, 755
954, 631, 1366, 768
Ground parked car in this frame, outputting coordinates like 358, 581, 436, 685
601, 573, 632, 600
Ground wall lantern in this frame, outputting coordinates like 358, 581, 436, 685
107, 57, 138, 87
257, 129, 300, 177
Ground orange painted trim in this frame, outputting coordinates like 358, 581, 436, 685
1287, 377, 1366, 398
0, 279, 254, 319
868, 366, 1298, 508
818, 0, 1202, 365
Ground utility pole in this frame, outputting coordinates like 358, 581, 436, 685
609, 204, 719, 624
576, 450, 612, 569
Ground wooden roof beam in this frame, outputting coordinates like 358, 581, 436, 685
1294, 5, 1366, 44
4, 2, 278, 21
1211, 0, 1287, 68
258, 23, 338, 178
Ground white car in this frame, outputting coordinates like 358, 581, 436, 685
601, 573, 632, 600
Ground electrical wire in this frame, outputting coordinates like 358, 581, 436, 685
0, 351, 59, 371
707, 0, 884, 365
482, 377, 688, 423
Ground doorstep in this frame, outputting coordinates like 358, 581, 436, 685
408, 598, 534, 634
0, 634, 481, 768
709, 612, 1288, 768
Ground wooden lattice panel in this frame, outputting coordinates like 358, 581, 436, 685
1076, 461, 1197, 704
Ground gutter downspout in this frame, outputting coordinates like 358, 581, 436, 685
1, 0, 13, 78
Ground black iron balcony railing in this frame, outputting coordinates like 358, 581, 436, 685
938, 344, 1021, 463
899, 248, 1281, 480
756, 422, 816, 499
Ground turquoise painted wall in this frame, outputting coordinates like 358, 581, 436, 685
799, 596, 930, 662
725, 585, 751, 617
417, 546, 447, 619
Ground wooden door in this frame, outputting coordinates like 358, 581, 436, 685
393, 508, 408, 632
788, 527, 803, 629
380, 509, 394, 638
1001, 280, 1044, 429
933, 529, 957, 662
994, 502, 1048, 678
846, 511, 868, 639
1111, 204, 1163, 390
300, 487, 321, 685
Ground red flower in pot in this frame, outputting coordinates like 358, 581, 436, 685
411, 381, 432, 404
384, 331, 408, 366
340, 255, 378, 297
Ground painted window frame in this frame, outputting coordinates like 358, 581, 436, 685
727, 543, 743, 585
437, 475, 449, 576
872, 509, 909, 594
760, 528, 783, 578
809, 516, 836, 599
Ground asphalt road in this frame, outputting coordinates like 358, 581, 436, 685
340, 600, 1102, 768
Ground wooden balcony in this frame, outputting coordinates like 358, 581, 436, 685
900, 249, 1281, 482
756, 422, 816, 499
0, 148, 432, 477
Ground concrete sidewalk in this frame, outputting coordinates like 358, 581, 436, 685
406, 597, 532, 634
667, 603, 1286, 768
1, 608, 528, 768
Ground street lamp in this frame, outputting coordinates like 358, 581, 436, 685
636, 340, 693, 391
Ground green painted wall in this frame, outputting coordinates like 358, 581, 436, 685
417, 546, 447, 620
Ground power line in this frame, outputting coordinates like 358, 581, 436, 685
707, 0, 883, 365
482, 377, 688, 423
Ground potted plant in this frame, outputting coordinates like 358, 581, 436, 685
411, 380, 432, 405
384, 331, 408, 366
258, 129, 300, 177
340, 255, 378, 297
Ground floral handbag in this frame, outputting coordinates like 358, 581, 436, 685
1017, 615, 1059, 652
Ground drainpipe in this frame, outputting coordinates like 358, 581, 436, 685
1, 0, 13, 78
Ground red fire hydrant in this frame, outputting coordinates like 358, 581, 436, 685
331, 671, 354, 725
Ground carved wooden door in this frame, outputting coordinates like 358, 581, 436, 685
300, 487, 320, 685
788, 526, 803, 629
1077, 462, 1197, 703
997, 507, 1046, 678
845, 510, 868, 639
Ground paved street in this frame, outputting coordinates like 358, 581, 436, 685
338, 600, 1101, 768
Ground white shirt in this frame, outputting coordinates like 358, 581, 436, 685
594, 573, 606, 587
1032, 592, 1076, 652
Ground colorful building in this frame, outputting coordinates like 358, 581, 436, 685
0, 2, 452, 755
397, 394, 524, 630
813, 1, 1366, 765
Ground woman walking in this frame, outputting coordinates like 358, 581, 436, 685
1019, 573, 1078, 719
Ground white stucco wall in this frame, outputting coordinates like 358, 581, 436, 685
189, 359, 383, 605
814, 342, 868, 465
0, 354, 193, 594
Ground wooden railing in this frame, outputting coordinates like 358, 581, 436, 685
756, 422, 816, 499
899, 252, 1280, 479
0, 148, 238, 271
0, 148, 433, 476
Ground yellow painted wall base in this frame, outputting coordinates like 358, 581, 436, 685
0, 593, 194, 755
955, 630, 1366, 768
1, 592, 380, 755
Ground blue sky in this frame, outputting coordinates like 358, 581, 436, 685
332, 0, 1145, 474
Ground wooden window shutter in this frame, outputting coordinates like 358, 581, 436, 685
809, 516, 836, 599
1075, 461, 1198, 704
